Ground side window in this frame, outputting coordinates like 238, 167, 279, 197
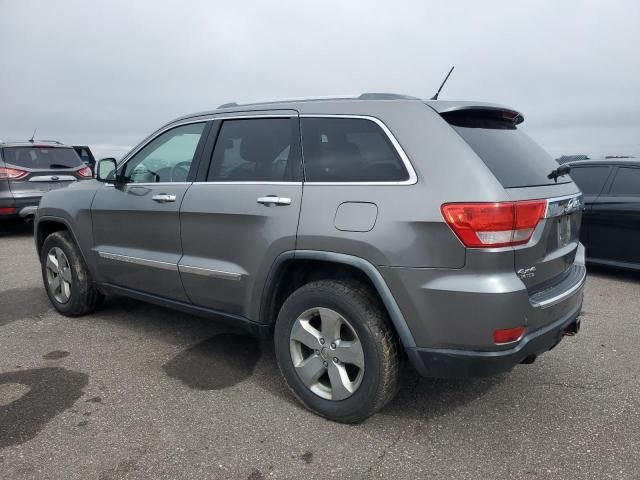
609, 167, 640, 195
569, 166, 611, 195
207, 118, 300, 182
123, 123, 206, 183
301, 117, 409, 182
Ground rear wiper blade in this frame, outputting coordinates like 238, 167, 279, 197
548, 164, 571, 182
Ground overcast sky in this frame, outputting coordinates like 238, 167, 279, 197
1, 0, 638, 159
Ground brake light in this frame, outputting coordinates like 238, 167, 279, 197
441, 200, 546, 248
0, 207, 18, 215
0, 166, 28, 180
77, 166, 93, 178
494, 326, 525, 344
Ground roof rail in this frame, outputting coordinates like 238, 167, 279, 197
217, 102, 239, 109
215, 93, 422, 109
358, 93, 421, 100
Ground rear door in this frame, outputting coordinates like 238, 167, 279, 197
178, 112, 303, 319
91, 121, 209, 301
446, 111, 582, 291
589, 165, 640, 266
1, 146, 88, 199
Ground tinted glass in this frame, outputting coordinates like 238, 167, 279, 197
569, 166, 610, 195
452, 126, 567, 188
2, 147, 83, 169
609, 167, 640, 195
301, 118, 408, 182
123, 123, 205, 183
207, 118, 299, 182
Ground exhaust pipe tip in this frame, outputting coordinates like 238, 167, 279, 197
563, 318, 581, 337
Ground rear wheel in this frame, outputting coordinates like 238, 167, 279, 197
41, 231, 102, 316
274, 280, 400, 423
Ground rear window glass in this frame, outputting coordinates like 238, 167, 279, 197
445, 112, 569, 188
301, 117, 409, 182
569, 166, 611, 195
609, 167, 640, 195
2, 147, 83, 169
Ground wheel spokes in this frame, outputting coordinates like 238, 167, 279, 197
290, 318, 322, 350
334, 339, 365, 369
327, 362, 354, 400
318, 307, 341, 341
295, 354, 326, 387
46, 253, 59, 273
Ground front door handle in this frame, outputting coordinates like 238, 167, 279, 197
152, 194, 177, 203
257, 196, 292, 206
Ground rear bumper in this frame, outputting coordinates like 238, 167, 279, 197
0, 196, 40, 219
406, 296, 582, 377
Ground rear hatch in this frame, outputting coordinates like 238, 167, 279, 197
440, 107, 582, 294
1, 145, 91, 199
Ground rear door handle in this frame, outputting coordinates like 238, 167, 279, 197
257, 196, 291, 206
152, 194, 177, 203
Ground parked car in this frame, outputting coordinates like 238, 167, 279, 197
568, 158, 640, 270
34, 94, 585, 422
73, 145, 96, 171
0, 140, 93, 220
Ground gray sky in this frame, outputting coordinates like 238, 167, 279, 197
1, 0, 639, 159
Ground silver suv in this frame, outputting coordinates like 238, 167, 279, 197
34, 95, 585, 422
1, 140, 93, 220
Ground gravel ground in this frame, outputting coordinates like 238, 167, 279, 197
1, 220, 638, 479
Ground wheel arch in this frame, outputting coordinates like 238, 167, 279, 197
259, 250, 417, 349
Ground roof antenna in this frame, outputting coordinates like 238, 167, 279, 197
29, 128, 37, 143
430, 66, 455, 100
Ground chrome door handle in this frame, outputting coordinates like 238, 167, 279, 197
152, 194, 177, 203
257, 196, 291, 206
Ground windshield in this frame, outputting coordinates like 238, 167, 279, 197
2, 147, 84, 170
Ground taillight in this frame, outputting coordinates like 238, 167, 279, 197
0, 166, 28, 180
441, 200, 546, 248
0, 207, 18, 215
494, 326, 525, 344
77, 166, 93, 178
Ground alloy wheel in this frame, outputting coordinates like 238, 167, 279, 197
45, 247, 72, 304
289, 307, 365, 400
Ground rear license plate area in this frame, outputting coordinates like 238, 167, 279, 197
557, 215, 572, 247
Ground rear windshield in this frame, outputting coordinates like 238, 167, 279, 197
2, 147, 83, 170
444, 111, 570, 188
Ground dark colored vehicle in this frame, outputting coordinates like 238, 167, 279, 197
568, 158, 640, 270
34, 95, 585, 422
0, 140, 93, 220
73, 146, 96, 171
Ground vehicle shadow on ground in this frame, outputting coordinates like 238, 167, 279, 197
92, 295, 503, 418
0, 219, 33, 238
586, 265, 640, 284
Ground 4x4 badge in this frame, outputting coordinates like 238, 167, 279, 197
517, 266, 536, 279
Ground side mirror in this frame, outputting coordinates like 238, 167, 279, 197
96, 158, 118, 183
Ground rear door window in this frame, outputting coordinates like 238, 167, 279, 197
609, 167, 640, 195
207, 118, 301, 182
444, 111, 567, 188
301, 117, 409, 182
2, 147, 83, 169
569, 166, 611, 195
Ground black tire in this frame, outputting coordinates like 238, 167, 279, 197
40, 231, 102, 316
274, 279, 400, 423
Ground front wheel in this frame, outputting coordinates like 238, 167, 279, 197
274, 280, 400, 423
41, 231, 102, 316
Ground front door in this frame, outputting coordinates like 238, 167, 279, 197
91, 121, 209, 301
179, 113, 303, 319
